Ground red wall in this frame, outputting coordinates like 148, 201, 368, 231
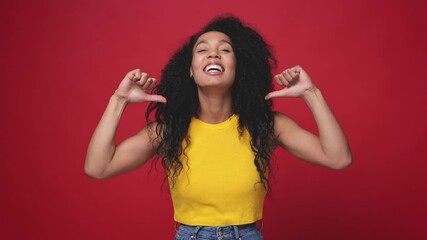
1, 0, 426, 239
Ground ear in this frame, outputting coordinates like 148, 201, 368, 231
190, 67, 193, 77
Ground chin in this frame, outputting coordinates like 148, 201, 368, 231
195, 78, 234, 90
194, 75, 234, 87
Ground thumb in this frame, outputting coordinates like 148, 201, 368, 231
265, 89, 288, 100
145, 94, 167, 103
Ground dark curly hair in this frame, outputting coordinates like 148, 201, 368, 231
146, 15, 277, 190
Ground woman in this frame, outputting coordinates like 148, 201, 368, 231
85, 16, 352, 240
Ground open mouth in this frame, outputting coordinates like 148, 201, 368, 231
203, 64, 224, 73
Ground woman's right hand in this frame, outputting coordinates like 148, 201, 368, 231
115, 69, 167, 103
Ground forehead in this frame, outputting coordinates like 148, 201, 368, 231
195, 31, 232, 45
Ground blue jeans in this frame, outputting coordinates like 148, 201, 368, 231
174, 223, 263, 240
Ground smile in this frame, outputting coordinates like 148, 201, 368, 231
204, 64, 224, 73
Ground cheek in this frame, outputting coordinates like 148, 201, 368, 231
229, 56, 237, 71
190, 62, 197, 76
229, 61, 237, 75
191, 57, 202, 72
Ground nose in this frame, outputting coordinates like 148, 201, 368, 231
207, 50, 220, 59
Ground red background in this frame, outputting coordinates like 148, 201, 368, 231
1, 0, 426, 239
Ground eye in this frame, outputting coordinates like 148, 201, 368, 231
197, 49, 207, 53
220, 49, 231, 53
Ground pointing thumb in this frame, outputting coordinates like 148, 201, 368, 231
145, 94, 167, 103
265, 90, 287, 100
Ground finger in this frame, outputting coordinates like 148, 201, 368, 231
136, 73, 149, 86
274, 75, 283, 85
285, 70, 299, 87
126, 69, 142, 81
141, 77, 155, 89
134, 70, 142, 81
126, 70, 136, 81
277, 74, 290, 86
288, 69, 298, 79
290, 65, 302, 74
145, 94, 167, 103
265, 89, 288, 100
275, 74, 284, 86
283, 70, 293, 82
146, 78, 157, 90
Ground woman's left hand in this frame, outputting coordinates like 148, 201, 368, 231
265, 65, 316, 99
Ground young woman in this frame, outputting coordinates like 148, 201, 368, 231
85, 16, 352, 240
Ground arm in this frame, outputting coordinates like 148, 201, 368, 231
84, 69, 166, 179
266, 66, 352, 169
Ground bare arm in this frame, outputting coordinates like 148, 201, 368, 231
84, 69, 166, 179
266, 66, 352, 169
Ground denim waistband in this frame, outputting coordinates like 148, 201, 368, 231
175, 222, 261, 240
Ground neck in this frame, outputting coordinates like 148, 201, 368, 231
197, 88, 233, 124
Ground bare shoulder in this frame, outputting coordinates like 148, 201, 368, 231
130, 121, 163, 154
140, 121, 160, 138
273, 112, 301, 138
273, 111, 294, 123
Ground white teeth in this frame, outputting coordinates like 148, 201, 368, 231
204, 64, 224, 72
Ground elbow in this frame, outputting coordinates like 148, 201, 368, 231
85, 171, 104, 180
329, 154, 352, 170
84, 163, 107, 180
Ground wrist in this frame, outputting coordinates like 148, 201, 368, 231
111, 91, 129, 106
302, 86, 322, 103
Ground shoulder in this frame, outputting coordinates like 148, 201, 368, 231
273, 111, 300, 131
139, 121, 163, 143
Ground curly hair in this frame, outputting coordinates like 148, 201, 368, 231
146, 15, 277, 190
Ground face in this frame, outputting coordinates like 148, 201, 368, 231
190, 31, 236, 90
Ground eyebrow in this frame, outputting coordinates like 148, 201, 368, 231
195, 39, 232, 47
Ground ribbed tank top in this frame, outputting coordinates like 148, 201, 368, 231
169, 115, 266, 226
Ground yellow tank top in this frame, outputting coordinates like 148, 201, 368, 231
169, 114, 266, 226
